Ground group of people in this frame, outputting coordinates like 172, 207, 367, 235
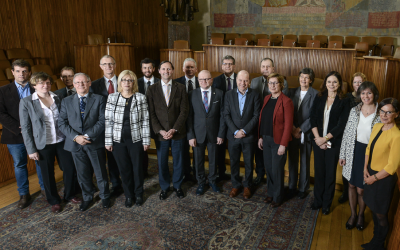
0, 54, 399, 250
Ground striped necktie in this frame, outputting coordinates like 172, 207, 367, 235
163, 84, 171, 106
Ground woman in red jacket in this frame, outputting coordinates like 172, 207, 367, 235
258, 73, 294, 207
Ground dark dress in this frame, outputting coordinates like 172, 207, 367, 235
349, 141, 368, 188
345, 92, 359, 108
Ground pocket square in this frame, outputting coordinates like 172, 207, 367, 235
213, 101, 219, 103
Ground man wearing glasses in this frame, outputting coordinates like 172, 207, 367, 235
54, 67, 76, 98
91, 55, 122, 196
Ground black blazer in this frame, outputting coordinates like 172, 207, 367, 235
224, 88, 261, 143
54, 87, 68, 99
310, 93, 350, 147
187, 87, 226, 143
0, 82, 35, 144
174, 76, 200, 92
138, 76, 160, 95
213, 73, 237, 93
90, 76, 118, 97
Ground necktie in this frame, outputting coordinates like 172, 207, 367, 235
188, 80, 193, 93
67, 90, 73, 96
147, 81, 151, 89
108, 80, 114, 94
203, 91, 209, 113
262, 78, 269, 97
227, 77, 232, 91
163, 84, 170, 106
80, 97, 86, 120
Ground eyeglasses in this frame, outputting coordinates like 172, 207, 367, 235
61, 75, 74, 79
198, 78, 212, 82
379, 109, 396, 116
121, 79, 134, 83
37, 82, 53, 86
268, 82, 279, 85
353, 81, 363, 85
222, 63, 234, 66
74, 81, 90, 85
100, 63, 115, 67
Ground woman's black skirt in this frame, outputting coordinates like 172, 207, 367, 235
349, 141, 368, 189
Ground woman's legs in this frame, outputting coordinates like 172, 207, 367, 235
347, 183, 357, 225
356, 187, 366, 227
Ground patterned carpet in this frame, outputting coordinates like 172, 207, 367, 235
0, 159, 319, 249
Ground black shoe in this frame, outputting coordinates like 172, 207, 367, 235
310, 204, 321, 210
346, 216, 356, 230
322, 207, 330, 215
111, 186, 124, 197
288, 188, 298, 198
173, 188, 184, 198
298, 191, 307, 199
356, 215, 365, 231
135, 196, 143, 206
196, 184, 206, 195
253, 176, 263, 186
80, 200, 92, 211
125, 198, 133, 208
159, 189, 169, 200
338, 193, 348, 204
102, 198, 111, 208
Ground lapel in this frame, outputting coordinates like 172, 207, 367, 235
233, 73, 237, 89
73, 94, 81, 118
299, 88, 312, 109
32, 99, 45, 121
99, 78, 108, 96
9, 82, 20, 107
54, 95, 61, 111
273, 95, 283, 122
83, 92, 95, 122
156, 81, 168, 108
260, 77, 267, 95
232, 89, 240, 117
195, 88, 207, 114
241, 88, 252, 116
330, 95, 339, 113
208, 88, 216, 114
138, 77, 145, 95
168, 81, 178, 107
293, 87, 301, 111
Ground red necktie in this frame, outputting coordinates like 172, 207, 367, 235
108, 80, 114, 94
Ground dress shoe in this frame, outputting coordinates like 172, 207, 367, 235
17, 194, 31, 209
253, 176, 264, 186
263, 196, 273, 203
51, 204, 61, 213
135, 196, 143, 206
41, 190, 46, 199
125, 198, 134, 208
346, 216, 356, 230
65, 197, 82, 204
80, 200, 92, 211
243, 187, 251, 199
356, 215, 365, 231
270, 201, 282, 208
183, 174, 197, 183
159, 189, 169, 200
173, 188, 184, 198
229, 188, 240, 198
310, 204, 321, 210
287, 188, 298, 198
196, 184, 206, 196
209, 183, 221, 193
297, 191, 307, 199
322, 207, 330, 215
111, 186, 124, 197
338, 193, 348, 204
102, 198, 111, 208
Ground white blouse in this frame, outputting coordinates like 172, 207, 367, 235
357, 112, 375, 144
323, 102, 331, 137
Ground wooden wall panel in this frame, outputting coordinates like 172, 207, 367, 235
193, 51, 206, 72
0, 0, 168, 78
159, 49, 194, 79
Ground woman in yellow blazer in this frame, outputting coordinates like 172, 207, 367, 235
362, 97, 400, 250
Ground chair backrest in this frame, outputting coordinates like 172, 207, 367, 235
328, 41, 343, 48
378, 37, 394, 47
210, 71, 222, 78
286, 76, 299, 89
355, 42, 369, 56
312, 78, 324, 91
329, 36, 344, 43
88, 34, 104, 45
225, 33, 240, 44
24, 59, 34, 66
55, 79, 66, 90
313, 35, 328, 46
298, 35, 312, 47
255, 34, 269, 41
210, 33, 224, 39
173, 40, 189, 49
393, 47, 400, 59
249, 73, 262, 83
240, 33, 254, 44
361, 36, 377, 46
344, 36, 360, 48
0, 50, 7, 60
257, 39, 270, 46
31, 64, 54, 75
0, 60, 11, 71
6, 48, 32, 60
234, 38, 248, 45
50, 76, 58, 91
306, 40, 321, 48
380, 45, 394, 57
210, 37, 224, 45
5, 68, 14, 80
283, 34, 297, 41
0, 70, 7, 81
0, 80, 9, 87
269, 34, 283, 45
282, 39, 296, 47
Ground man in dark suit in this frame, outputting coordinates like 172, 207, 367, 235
146, 61, 189, 200
54, 66, 76, 98
187, 70, 225, 195
174, 58, 199, 183
138, 58, 160, 177
0, 59, 45, 209
58, 73, 111, 211
212, 55, 237, 182
224, 70, 261, 199
90, 55, 122, 195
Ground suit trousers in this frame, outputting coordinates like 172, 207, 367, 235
112, 139, 144, 198
182, 136, 195, 176
263, 135, 287, 203
288, 137, 312, 192
228, 139, 254, 188
71, 147, 110, 201
193, 138, 217, 185
143, 151, 149, 175
106, 149, 122, 188
216, 140, 227, 176
312, 141, 340, 208
37, 141, 79, 205
254, 144, 265, 177
155, 138, 184, 190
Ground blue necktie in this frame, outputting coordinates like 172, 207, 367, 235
80, 97, 86, 133
203, 91, 209, 113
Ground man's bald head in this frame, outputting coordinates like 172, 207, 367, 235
237, 70, 250, 94
198, 70, 213, 89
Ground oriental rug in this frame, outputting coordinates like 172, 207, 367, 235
0, 159, 319, 249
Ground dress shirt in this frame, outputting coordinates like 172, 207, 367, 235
200, 87, 211, 106
357, 111, 375, 144
74, 92, 89, 140
299, 90, 307, 143
161, 79, 172, 97
323, 102, 331, 137
104, 75, 117, 93
234, 88, 248, 135
185, 76, 196, 92
144, 76, 155, 93
66, 87, 76, 96
15, 81, 31, 99
225, 74, 235, 91
32, 92, 65, 144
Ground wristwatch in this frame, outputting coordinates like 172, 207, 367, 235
324, 135, 329, 141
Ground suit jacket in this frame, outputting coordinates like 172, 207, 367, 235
174, 75, 200, 92
91, 76, 118, 97
250, 76, 289, 99
0, 82, 35, 144
310, 94, 350, 148
187, 87, 226, 144
138, 76, 160, 95
213, 73, 237, 93
19, 92, 62, 154
146, 80, 189, 141
288, 87, 319, 140
54, 87, 68, 99
258, 93, 294, 147
224, 88, 261, 143
58, 92, 106, 152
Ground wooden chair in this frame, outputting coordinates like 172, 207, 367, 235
361, 36, 377, 51
282, 39, 297, 47
286, 76, 299, 89
344, 36, 360, 48
329, 36, 344, 43
257, 39, 270, 46
88, 34, 104, 45
328, 41, 342, 49
306, 40, 321, 48
173, 40, 189, 49
210, 33, 224, 39
355, 42, 369, 57
225, 33, 240, 44
269, 34, 283, 46
393, 47, 400, 59
240, 33, 254, 45
234, 38, 248, 45
298, 35, 312, 47
6, 48, 32, 61
5, 68, 14, 80
0, 50, 7, 60
210, 37, 224, 45
314, 35, 328, 47
255, 34, 269, 44
0, 80, 9, 87
283, 34, 297, 41
0, 60, 11, 72
32, 64, 54, 75
378, 37, 395, 57
54, 79, 66, 90
312, 78, 324, 91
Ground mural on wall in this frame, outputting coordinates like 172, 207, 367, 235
211, 0, 400, 35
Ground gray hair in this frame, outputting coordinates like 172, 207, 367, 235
221, 55, 235, 65
183, 58, 197, 68
260, 58, 274, 67
99, 55, 116, 64
73, 73, 91, 83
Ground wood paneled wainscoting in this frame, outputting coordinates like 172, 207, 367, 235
160, 49, 194, 79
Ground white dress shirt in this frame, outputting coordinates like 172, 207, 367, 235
104, 75, 117, 93
225, 74, 235, 91
185, 76, 196, 92
299, 90, 308, 144
357, 112, 375, 144
200, 87, 211, 106
161, 79, 172, 100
